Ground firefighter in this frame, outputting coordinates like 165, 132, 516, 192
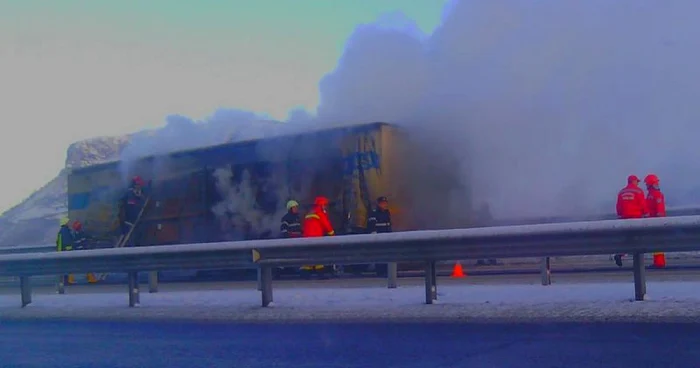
56, 217, 75, 285
72, 221, 98, 283
121, 175, 146, 246
367, 196, 392, 275
367, 196, 392, 234
280, 200, 302, 238
276, 200, 302, 277
301, 197, 335, 278
613, 175, 648, 267
645, 174, 666, 268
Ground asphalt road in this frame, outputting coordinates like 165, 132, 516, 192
1, 320, 699, 368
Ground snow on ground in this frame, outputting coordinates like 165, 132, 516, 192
1, 281, 699, 323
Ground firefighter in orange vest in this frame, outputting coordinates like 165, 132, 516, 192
645, 174, 667, 268
613, 175, 648, 267
301, 197, 335, 277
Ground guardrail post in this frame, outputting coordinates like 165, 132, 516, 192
260, 266, 273, 307
632, 252, 647, 301
128, 272, 140, 307
540, 257, 551, 286
56, 275, 65, 295
20, 276, 31, 307
424, 261, 437, 304
148, 271, 158, 293
256, 267, 262, 291
387, 262, 397, 288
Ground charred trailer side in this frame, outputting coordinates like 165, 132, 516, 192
66, 122, 463, 280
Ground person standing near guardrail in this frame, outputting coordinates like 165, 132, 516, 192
72, 220, 99, 283
280, 200, 302, 238
56, 217, 76, 285
614, 175, 649, 267
278, 200, 302, 277
645, 174, 667, 268
367, 196, 392, 275
301, 196, 335, 278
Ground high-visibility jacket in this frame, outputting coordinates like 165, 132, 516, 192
616, 184, 648, 219
56, 225, 74, 252
302, 207, 335, 237
646, 188, 666, 217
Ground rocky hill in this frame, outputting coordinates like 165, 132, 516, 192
0, 115, 286, 247
0, 136, 129, 246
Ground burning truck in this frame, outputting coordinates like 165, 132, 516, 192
67, 122, 468, 278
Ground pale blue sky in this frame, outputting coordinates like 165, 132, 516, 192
0, 0, 445, 213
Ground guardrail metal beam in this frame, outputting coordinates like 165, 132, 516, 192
2, 216, 700, 309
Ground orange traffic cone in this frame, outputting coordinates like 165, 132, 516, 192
451, 262, 466, 278
652, 252, 666, 268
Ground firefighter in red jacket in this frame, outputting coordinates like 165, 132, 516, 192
614, 175, 648, 267
645, 174, 666, 268
301, 197, 335, 277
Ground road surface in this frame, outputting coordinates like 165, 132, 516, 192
2, 320, 699, 367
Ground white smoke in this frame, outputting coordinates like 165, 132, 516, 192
314, 0, 700, 218
210, 164, 316, 240
115, 0, 700, 225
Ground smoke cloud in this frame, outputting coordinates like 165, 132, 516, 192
116, 0, 700, 225
317, 0, 700, 217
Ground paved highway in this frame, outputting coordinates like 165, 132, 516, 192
1, 320, 699, 367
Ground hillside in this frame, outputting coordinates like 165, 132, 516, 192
0, 116, 286, 247
0, 136, 129, 246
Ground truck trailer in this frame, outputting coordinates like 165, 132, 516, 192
67, 122, 466, 278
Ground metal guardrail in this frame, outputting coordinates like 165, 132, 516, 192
0, 244, 54, 255
2, 215, 700, 309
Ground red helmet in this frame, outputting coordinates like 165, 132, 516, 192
132, 176, 145, 186
72, 220, 82, 231
314, 197, 329, 206
627, 175, 640, 184
644, 174, 659, 185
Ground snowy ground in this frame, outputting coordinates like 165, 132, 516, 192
1, 279, 699, 323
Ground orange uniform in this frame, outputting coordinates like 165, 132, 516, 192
646, 189, 666, 217
645, 174, 666, 218
302, 204, 335, 237
616, 175, 648, 219
300, 197, 335, 274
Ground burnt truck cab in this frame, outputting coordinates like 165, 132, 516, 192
67, 122, 466, 279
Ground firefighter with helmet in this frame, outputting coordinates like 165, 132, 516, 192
301, 196, 335, 278
121, 175, 146, 246
280, 200, 302, 238
72, 220, 98, 283
367, 196, 392, 275
613, 175, 648, 267
56, 217, 76, 285
277, 200, 302, 277
645, 174, 667, 268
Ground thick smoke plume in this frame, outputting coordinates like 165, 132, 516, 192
117, 0, 700, 225
317, 0, 700, 218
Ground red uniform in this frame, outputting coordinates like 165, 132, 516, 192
616, 183, 648, 219
646, 188, 666, 218
302, 207, 335, 237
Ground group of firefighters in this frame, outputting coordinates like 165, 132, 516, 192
56, 176, 147, 285
280, 195, 392, 276
54, 171, 666, 284
615, 173, 666, 267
